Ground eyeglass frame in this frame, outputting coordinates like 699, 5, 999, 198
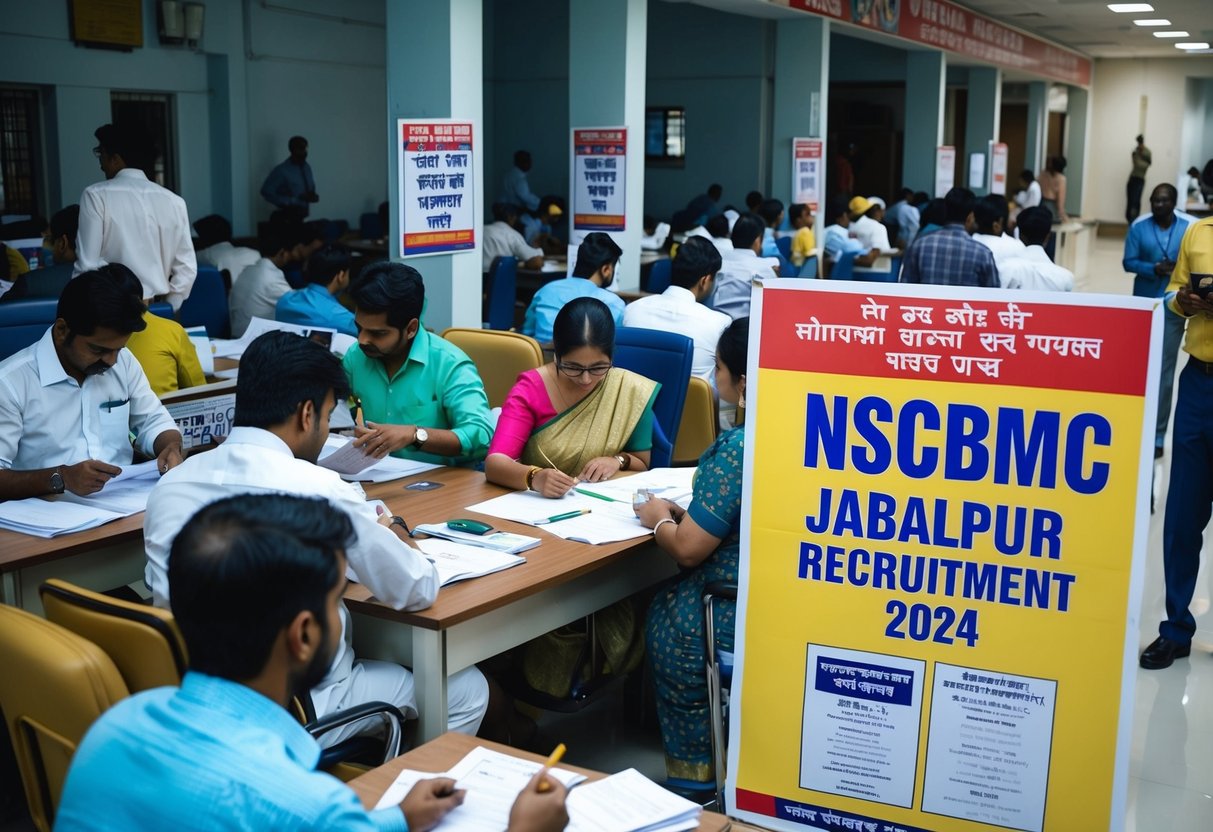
555, 360, 612, 378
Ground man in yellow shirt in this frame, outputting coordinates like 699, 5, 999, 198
113, 264, 206, 396
1141, 216, 1213, 670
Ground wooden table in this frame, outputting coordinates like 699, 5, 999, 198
348, 732, 761, 831
349, 467, 675, 742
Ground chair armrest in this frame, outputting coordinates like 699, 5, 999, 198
307, 700, 408, 768
703, 581, 738, 602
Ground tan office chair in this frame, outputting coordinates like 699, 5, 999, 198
441, 327, 544, 409
672, 377, 718, 466
38, 580, 406, 781
0, 604, 129, 832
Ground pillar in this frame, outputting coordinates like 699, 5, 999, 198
772, 17, 830, 233
964, 67, 1001, 195
1065, 85, 1090, 217
902, 51, 946, 196
1024, 81, 1048, 176
385, 0, 484, 329
569, 0, 647, 292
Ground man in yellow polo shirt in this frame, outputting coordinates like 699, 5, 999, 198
112, 264, 206, 396
1141, 216, 1213, 669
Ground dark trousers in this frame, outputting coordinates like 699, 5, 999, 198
1126, 176, 1146, 224
1160, 362, 1213, 644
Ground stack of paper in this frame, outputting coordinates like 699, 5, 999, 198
211, 317, 338, 360
414, 539, 526, 586
59, 460, 161, 515
0, 498, 126, 538
317, 436, 441, 482
566, 768, 701, 832
466, 490, 648, 544
414, 523, 541, 554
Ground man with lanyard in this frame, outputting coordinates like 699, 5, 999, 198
1123, 183, 1195, 458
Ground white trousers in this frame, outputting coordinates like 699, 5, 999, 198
312, 659, 488, 747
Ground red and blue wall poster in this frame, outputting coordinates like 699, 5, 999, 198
730, 279, 1160, 832
397, 119, 475, 257
572, 127, 626, 232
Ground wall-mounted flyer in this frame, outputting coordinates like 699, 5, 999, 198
572, 127, 626, 233
397, 119, 475, 257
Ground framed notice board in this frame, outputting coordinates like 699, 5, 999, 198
70, 0, 144, 50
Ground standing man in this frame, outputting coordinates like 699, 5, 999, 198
345, 263, 493, 466
501, 150, 540, 212
900, 188, 999, 288
261, 136, 319, 220
0, 268, 184, 500
1127, 135, 1152, 224
75, 123, 196, 311
1123, 183, 1195, 458
1140, 214, 1213, 670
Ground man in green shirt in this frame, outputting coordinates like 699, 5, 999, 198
345, 263, 492, 465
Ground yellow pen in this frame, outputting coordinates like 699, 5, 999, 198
536, 743, 567, 792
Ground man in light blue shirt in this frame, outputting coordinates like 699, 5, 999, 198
1123, 183, 1194, 456
521, 232, 625, 344
822, 196, 879, 271
260, 135, 318, 219
55, 493, 570, 832
276, 244, 357, 336
500, 149, 540, 212
885, 188, 924, 248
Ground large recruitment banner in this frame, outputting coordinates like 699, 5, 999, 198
397, 119, 475, 257
730, 281, 1159, 832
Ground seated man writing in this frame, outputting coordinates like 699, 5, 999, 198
345, 262, 492, 466
59, 493, 569, 832
0, 266, 183, 500
144, 331, 489, 743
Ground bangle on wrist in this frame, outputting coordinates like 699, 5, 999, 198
653, 517, 677, 536
525, 466, 542, 491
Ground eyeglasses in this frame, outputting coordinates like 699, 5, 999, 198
92, 147, 103, 158
556, 361, 612, 378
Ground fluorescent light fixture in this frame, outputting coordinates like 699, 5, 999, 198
1176, 42, 1210, 49
1133, 18, 1170, 25
1154, 30, 1189, 37
1106, 3, 1153, 11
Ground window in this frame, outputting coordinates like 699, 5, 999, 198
0, 87, 43, 216
646, 106, 685, 166
111, 91, 177, 192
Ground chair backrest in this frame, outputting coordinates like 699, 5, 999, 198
612, 327, 694, 467
359, 212, 383, 240
829, 250, 857, 280
853, 255, 901, 284
799, 255, 819, 278
673, 376, 718, 465
147, 301, 175, 320
440, 327, 543, 409
485, 256, 518, 331
0, 297, 59, 361
177, 265, 229, 339
775, 235, 792, 259
646, 258, 672, 294
40, 579, 188, 694
0, 604, 128, 831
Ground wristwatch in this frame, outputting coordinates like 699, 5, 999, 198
615, 453, 630, 471
411, 427, 429, 450
50, 468, 65, 494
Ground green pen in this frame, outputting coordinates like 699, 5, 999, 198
574, 487, 618, 502
533, 508, 592, 525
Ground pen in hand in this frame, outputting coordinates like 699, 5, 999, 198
537, 743, 567, 792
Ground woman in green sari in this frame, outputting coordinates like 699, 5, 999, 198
486, 297, 659, 496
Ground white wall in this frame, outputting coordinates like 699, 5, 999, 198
1085, 57, 1213, 224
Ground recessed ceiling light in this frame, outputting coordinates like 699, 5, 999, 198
1133, 18, 1170, 25
1107, 3, 1154, 12
1175, 42, 1210, 49
1154, 31, 1190, 37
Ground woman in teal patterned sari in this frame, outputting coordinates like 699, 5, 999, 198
636, 317, 748, 788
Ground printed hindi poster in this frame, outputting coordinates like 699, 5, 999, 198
572, 127, 627, 232
397, 119, 475, 257
990, 143, 1010, 196
728, 280, 1159, 832
792, 138, 824, 212
935, 146, 956, 197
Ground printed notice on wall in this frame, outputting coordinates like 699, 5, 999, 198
922, 663, 1056, 832
572, 127, 626, 233
800, 645, 925, 808
792, 138, 824, 212
397, 119, 475, 257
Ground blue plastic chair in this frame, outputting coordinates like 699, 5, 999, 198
828, 251, 857, 280
854, 255, 901, 283
646, 258, 672, 294
799, 256, 819, 278
484, 256, 518, 331
0, 298, 59, 360
178, 266, 229, 339
612, 327, 694, 468
148, 302, 174, 320
775, 236, 792, 260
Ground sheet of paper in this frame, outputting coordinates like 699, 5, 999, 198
344, 454, 441, 483
566, 768, 701, 832
0, 497, 126, 538
185, 326, 214, 375
106, 459, 160, 484
414, 538, 525, 586
331, 332, 357, 356
317, 436, 379, 476
582, 468, 696, 506
466, 490, 653, 544
212, 317, 338, 359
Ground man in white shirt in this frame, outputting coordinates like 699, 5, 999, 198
849, 196, 901, 273
0, 268, 183, 500
822, 196, 880, 272
1001, 207, 1073, 292
972, 194, 1026, 266
193, 214, 260, 285
1014, 170, 1042, 210
143, 331, 489, 743
229, 227, 299, 337
75, 124, 197, 311
712, 214, 777, 320
482, 203, 543, 272
624, 237, 730, 381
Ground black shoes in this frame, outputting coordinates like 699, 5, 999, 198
1139, 636, 1191, 669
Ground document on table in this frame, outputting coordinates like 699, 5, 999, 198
317, 436, 439, 482
465, 490, 651, 545
0, 498, 126, 538
414, 538, 525, 586
57, 460, 161, 515
211, 317, 338, 359
577, 468, 696, 507
317, 436, 378, 476
566, 768, 701, 832
373, 745, 585, 827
